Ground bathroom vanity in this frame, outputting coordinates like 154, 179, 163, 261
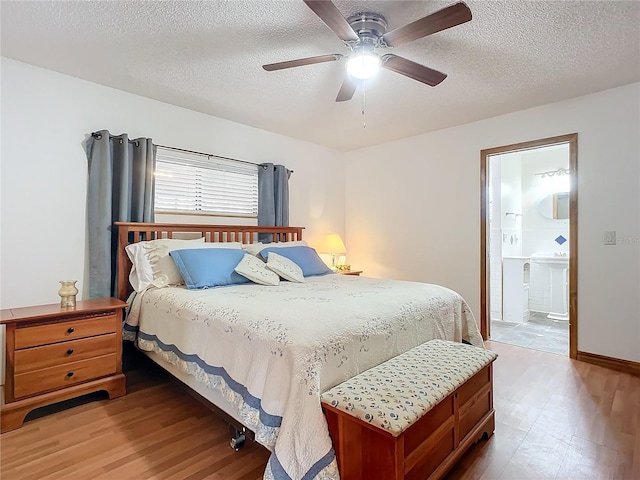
530, 254, 569, 321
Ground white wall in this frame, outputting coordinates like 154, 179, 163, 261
345, 83, 640, 363
0, 58, 346, 309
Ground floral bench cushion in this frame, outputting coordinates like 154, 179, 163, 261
320, 339, 498, 437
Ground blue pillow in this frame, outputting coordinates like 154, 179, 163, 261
260, 246, 334, 277
169, 248, 250, 289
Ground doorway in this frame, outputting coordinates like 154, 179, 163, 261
480, 134, 578, 358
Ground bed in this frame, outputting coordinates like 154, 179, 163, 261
115, 222, 484, 480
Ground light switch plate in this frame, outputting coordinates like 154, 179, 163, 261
603, 231, 616, 245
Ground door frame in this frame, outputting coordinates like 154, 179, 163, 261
480, 133, 578, 359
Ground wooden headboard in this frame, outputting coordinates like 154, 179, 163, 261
115, 222, 304, 301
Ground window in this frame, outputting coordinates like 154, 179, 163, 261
154, 147, 258, 218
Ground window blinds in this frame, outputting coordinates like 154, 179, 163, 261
154, 147, 258, 217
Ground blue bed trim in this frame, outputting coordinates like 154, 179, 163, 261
137, 331, 282, 428
267, 447, 336, 480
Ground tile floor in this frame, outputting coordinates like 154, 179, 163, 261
489, 312, 569, 356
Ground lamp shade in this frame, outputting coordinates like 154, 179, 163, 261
324, 234, 347, 254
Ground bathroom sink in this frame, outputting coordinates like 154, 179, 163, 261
530, 254, 568, 268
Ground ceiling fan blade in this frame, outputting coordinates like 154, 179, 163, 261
263, 54, 342, 71
336, 75, 358, 102
382, 54, 447, 86
303, 0, 359, 42
381, 2, 472, 47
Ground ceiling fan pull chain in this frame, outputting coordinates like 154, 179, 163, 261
362, 80, 367, 129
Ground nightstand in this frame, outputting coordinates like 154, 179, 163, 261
1, 298, 127, 432
338, 270, 363, 276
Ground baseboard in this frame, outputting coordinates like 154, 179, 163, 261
577, 351, 640, 376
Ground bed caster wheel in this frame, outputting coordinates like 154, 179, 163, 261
229, 425, 246, 451
230, 432, 246, 451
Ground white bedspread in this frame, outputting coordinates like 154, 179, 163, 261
125, 274, 483, 480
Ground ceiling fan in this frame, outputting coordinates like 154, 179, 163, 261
262, 0, 472, 102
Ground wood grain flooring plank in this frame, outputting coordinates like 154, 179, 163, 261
497, 426, 569, 480
556, 435, 619, 480
137, 432, 230, 479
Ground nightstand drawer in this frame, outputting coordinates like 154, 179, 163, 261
14, 334, 117, 374
15, 314, 117, 349
14, 354, 118, 399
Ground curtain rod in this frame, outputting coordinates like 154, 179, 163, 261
91, 133, 292, 172
91, 131, 143, 146
157, 144, 293, 173
156, 144, 256, 167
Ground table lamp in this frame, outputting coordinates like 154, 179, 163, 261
324, 234, 347, 270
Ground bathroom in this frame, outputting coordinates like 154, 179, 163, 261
488, 143, 570, 355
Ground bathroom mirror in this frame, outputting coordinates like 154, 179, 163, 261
538, 192, 569, 219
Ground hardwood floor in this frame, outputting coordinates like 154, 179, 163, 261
1, 341, 638, 480
447, 341, 639, 480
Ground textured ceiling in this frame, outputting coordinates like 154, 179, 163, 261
1, 1, 639, 151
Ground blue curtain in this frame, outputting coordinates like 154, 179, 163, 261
258, 163, 291, 243
86, 130, 156, 298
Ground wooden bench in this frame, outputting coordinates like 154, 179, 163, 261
320, 339, 498, 480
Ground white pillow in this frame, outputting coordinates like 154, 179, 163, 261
266, 251, 305, 283
234, 254, 280, 286
125, 238, 243, 291
126, 238, 203, 292
243, 240, 308, 257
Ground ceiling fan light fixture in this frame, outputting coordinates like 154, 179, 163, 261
346, 51, 380, 80
265, 1, 472, 102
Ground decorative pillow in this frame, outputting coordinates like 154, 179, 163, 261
234, 254, 280, 286
242, 240, 308, 257
125, 238, 242, 291
261, 246, 333, 277
169, 248, 250, 289
265, 252, 305, 283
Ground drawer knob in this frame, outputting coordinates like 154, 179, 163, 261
67, 327, 75, 334
66, 348, 74, 355
66, 371, 74, 378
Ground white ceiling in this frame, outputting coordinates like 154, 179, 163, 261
2, 1, 639, 151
